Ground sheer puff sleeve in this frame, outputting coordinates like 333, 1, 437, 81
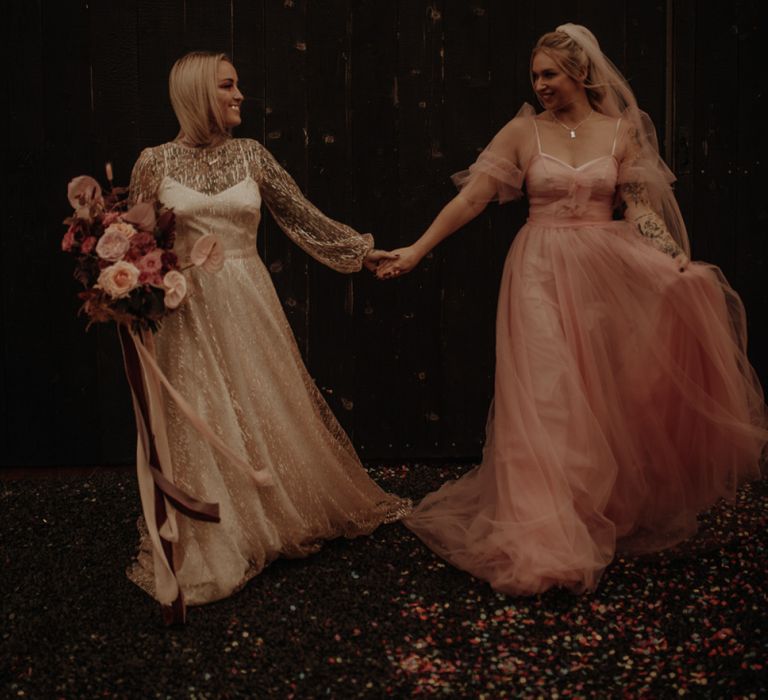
128, 147, 163, 205
244, 139, 373, 273
451, 103, 536, 206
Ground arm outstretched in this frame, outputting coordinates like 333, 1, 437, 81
376, 192, 487, 279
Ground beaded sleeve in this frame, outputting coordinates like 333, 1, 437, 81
128, 148, 163, 205
128, 139, 372, 272
244, 140, 373, 273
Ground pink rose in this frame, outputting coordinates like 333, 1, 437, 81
137, 249, 164, 286
104, 221, 137, 240
95, 229, 131, 262
190, 234, 225, 272
97, 261, 140, 299
162, 270, 187, 309
81, 236, 97, 254
124, 202, 157, 232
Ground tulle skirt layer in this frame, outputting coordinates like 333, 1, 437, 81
405, 220, 766, 595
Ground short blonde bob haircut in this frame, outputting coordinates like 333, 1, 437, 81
169, 51, 233, 146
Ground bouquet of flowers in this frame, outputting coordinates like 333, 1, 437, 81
62, 164, 223, 332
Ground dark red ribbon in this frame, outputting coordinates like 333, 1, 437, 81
119, 324, 221, 625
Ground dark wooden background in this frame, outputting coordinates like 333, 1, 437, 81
1, 1, 765, 467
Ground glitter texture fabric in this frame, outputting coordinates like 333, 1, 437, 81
126, 138, 409, 605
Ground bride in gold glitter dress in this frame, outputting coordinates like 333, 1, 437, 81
127, 51, 409, 606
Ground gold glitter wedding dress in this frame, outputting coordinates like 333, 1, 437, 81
127, 138, 409, 605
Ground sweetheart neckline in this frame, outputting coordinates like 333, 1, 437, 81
536, 153, 618, 171
160, 175, 260, 198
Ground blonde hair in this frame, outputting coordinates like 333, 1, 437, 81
531, 29, 607, 111
169, 51, 232, 146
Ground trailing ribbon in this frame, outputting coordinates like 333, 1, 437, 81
118, 323, 272, 624
128, 331, 273, 489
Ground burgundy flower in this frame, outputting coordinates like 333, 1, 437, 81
126, 232, 156, 260
157, 209, 175, 233
62, 227, 77, 252
161, 250, 178, 271
81, 236, 97, 254
156, 210, 177, 249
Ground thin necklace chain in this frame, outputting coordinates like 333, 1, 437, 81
549, 109, 594, 138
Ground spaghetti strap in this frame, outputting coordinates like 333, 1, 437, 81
533, 119, 543, 154
611, 118, 622, 156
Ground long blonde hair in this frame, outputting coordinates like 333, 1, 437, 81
531, 28, 608, 112
169, 51, 231, 146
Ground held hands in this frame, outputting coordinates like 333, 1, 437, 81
363, 248, 400, 273
375, 246, 424, 280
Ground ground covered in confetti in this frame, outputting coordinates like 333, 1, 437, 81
1, 464, 766, 698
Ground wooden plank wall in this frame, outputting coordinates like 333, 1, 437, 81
671, 0, 767, 383
1, 1, 764, 467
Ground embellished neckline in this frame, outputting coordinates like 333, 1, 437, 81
169, 138, 235, 167
171, 138, 235, 153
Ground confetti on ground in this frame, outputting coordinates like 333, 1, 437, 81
1, 465, 766, 697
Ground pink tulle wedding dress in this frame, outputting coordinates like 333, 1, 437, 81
405, 106, 767, 595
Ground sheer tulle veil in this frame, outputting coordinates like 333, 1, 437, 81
547, 25, 760, 406
455, 23, 690, 258
553, 23, 691, 257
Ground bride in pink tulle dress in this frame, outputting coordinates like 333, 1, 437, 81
377, 24, 767, 595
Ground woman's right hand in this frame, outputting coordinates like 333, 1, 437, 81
376, 245, 424, 280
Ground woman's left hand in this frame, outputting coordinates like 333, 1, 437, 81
376, 245, 424, 280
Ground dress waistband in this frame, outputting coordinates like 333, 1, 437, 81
526, 217, 617, 228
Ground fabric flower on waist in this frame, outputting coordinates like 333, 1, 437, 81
555, 172, 594, 218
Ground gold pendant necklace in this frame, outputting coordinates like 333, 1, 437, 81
550, 109, 593, 139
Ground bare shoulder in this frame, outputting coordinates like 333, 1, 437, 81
494, 111, 536, 146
